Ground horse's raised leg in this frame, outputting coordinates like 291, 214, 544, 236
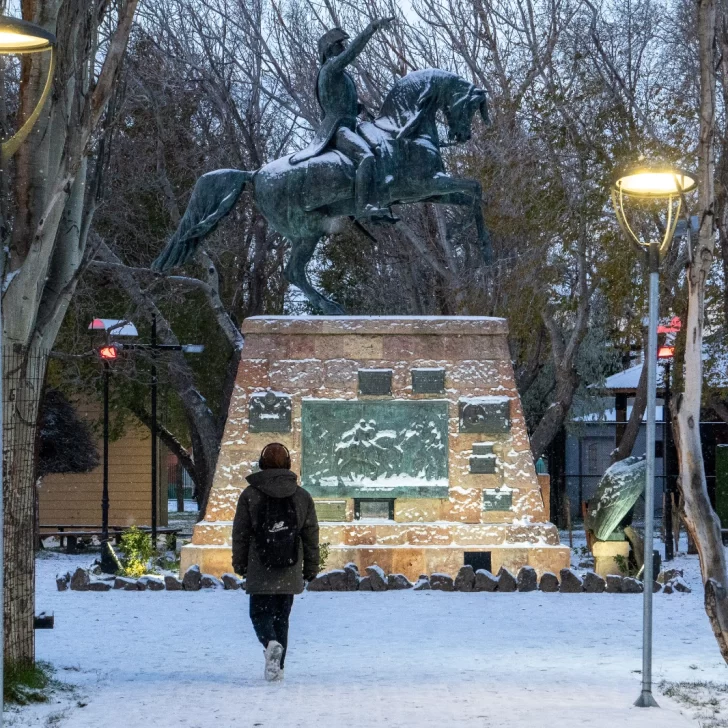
285, 237, 346, 315
426, 176, 492, 263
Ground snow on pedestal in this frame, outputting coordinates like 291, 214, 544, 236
181, 316, 569, 580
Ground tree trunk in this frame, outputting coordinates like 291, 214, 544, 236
3, 343, 48, 664
672, 0, 728, 663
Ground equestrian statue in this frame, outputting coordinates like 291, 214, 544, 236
152, 18, 491, 314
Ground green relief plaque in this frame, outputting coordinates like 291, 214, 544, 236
470, 442, 496, 474
358, 369, 392, 395
301, 399, 449, 498
482, 488, 513, 511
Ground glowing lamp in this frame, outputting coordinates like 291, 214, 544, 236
658, 346, 675, 360
612, 164, 697, 262
99, 345, 118, 361
0, 16, 56, 162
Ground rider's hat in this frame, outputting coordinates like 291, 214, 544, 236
318, 27, 349, 64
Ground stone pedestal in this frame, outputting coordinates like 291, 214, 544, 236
593, 540, 630, 578
181, 316, 569, 581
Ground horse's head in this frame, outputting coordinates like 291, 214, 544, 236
442, 80, 489, 144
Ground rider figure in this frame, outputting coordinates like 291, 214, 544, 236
290, 19, 396, 222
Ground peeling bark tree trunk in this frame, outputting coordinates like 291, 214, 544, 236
672, 0, 728, 664
1, 1, 139, 665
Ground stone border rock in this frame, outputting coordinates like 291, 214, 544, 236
58, 564, 692, 595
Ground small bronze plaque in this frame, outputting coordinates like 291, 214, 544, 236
314, 500, 347, 521
412, 368, 445, 394
470, 455, 496, 474
249, 391, 292, 433
358, 369, 392, 395
459, 397, 511, 433
482, 488, 513, 511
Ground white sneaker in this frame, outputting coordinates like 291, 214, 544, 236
264, 641, 283, 682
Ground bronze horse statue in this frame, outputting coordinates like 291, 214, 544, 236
152, 69, 490, 314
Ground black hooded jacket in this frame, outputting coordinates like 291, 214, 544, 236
232, 469, 320, 594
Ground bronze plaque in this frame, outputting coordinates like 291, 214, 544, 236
249, 391, 292, 433
412, 368, 445, 394
459, 397, 511, 433
358, 369, 392, 395
314, 500, 347, 521
482, 488, 513, 511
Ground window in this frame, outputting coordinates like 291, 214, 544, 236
587, 442, 599, 473
354, 499, 394, 520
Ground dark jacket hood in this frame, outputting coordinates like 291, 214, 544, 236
246, 469, 299, 498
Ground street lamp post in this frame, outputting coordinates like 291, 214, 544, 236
0, 17, 56, 725
610, 164, 697, 708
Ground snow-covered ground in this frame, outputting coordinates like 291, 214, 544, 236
10, 545, 728, 728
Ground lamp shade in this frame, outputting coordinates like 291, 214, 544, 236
0, 16, 55, 53
614, 167, 697, 198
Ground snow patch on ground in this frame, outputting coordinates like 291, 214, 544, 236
11, 545, 728, 727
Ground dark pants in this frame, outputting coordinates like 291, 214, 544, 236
249, 594, 294, 668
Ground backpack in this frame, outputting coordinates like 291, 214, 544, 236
253, 493, 300, 569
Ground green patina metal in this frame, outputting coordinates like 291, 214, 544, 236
301, 399, 449, 498
151, 19, 491, 315
586, 456, 646, 541
717, 445, 728, 528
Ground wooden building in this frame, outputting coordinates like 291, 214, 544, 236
38, 403, 168, 528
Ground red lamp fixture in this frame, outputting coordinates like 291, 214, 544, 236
657, 345, 675, 360
99, 345, 118, 361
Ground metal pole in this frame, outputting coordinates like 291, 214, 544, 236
664, 361, 674, 562
635, 242, 659, 708
151, 315, 157, 547
0, 265, 5, 728
102, 361, 110, 544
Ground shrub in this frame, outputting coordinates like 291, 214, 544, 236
4, 660, 52, 705
319, 542, 331, 571
118, 527, 154, 578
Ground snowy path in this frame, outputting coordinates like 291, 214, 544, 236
12, 551, 728, 727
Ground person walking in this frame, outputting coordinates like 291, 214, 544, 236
232, 443, 320, 681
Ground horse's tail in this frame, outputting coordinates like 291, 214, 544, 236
151, 169, 255, 272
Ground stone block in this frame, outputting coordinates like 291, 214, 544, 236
517, 566, 538, 592
113, 577, 138, 591
582, 572, 606, 594
658, 568, 684, 584
56, 572, 70, 591
496, 567, 517, 592
269, 359, 323, 390
86, 580, 112, 592
388, 573, 413, 590
70, 567, 90, 591
200, 574, 223, 589
138, 576, 165, 591
621, 577, 643, 594
413, 575, 431, 590
391, 549, 427, 579
430, 573, 455, 591
669, 577, 691, 593
323, 359, 358, 389
559, 569, 583, 593
164, 575, 183, 591
327, 569, 351, 591
605, 575, 623, 593
394, 499, 442, 522
307, 573, 331, 591
344, 527, 377, 547
539, 572, 559, 592
454, 565, 476, 592
366, 565, 388, 591
474, 569, 499, 592
341, 335, 383, 360
183, 565, 202, 591
358, 576, 372, 591
592, 540, 630, 579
